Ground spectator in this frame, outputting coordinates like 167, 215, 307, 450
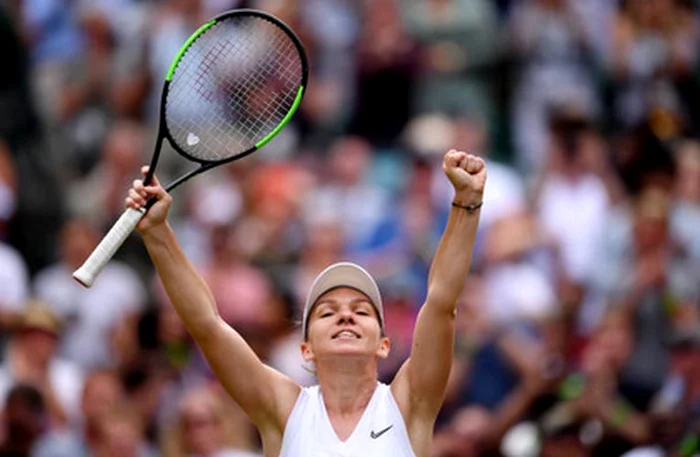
593, 186, 699, 409
235, 159, 312, 268
0, 302, 83, 429
146, 287, 217, 428
33, 217, 147, 369
348, 0, 419, 145
403, 0, 502, 121
2, 1, 700, 455
619, 329, 700, 456
302, 136, 390, 252
91, 407, 159, 457
608, 0, 700, 132
298, 0, 360, 136
32, 368, 158, 457
0, 3, 42, 150
671, 139, 700, 262
199, 223, 277, 341
67, 120, 147, 226
432, 405, 493, 457
0, 385, 48, 457
0, 241, 29, 335
571, 311, 652, 455
480, 212, 559, 327
509, 0, 600, 174
0, 141, 17, 238
161, 385, 261, 457
145, 0, 207, 121
357, 156, 439, 306
535, 112, 610, 287
1, 2, 64, 276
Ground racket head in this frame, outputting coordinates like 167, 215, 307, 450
161, 9, 308, 166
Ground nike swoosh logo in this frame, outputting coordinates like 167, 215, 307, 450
370, 425, 393, 439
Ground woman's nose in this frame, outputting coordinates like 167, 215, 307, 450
337, 308, 354, 323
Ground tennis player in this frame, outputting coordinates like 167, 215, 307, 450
126, 149, 486, 457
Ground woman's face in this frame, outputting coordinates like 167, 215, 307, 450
302, 287, 389, 364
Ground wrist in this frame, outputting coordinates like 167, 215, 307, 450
452, 190, 484, 210
452, 190, 483, 204
140, 221, 172, 241
451, 200, 483, 213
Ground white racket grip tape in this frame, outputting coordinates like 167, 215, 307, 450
72, 207, 145, 288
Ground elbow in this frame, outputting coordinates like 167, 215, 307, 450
425, 285, 459, 312
186, 314, 225, 343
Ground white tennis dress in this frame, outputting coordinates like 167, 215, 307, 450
279, 382, 417, 457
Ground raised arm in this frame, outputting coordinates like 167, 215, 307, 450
392, 151, 486, 428
126, 167, 299, 434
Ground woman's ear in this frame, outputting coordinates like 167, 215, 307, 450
377, 336, 390, 359
300, 341, 315, 363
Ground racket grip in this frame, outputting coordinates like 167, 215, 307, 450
72, 207, 145, 288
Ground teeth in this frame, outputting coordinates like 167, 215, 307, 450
336, 330, 358, 338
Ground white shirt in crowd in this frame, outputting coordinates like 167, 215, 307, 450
0, 357, 84, 424
0, 242, 29, 313
33, 261, 146, 369
537, 173, 609, 284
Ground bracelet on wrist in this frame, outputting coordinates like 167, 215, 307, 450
451, 200, 484, 213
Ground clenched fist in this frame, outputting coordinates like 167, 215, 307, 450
442, 149, 487, 206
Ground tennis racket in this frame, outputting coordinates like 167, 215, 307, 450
73, 9, 308, 288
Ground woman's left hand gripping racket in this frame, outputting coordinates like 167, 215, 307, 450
73, 9, 308, 287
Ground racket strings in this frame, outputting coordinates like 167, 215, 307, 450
171, 21, 293, 157
224, 31, 297, 140
166, 15, 303, 162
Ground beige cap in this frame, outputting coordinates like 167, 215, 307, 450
302, 262, 383, 340
19, 300, 62, 336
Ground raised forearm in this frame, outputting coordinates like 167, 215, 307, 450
426, 201, 481, 311
397, 151, 486, 421
141, 222, 220, 339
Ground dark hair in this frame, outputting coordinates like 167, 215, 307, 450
548, 111, 593, 160
6, 384, 45, 415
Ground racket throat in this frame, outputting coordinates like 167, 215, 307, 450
145, 130, 167, 186
164, 162, 218, 193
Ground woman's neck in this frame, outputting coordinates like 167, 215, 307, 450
316, 361, 378, 416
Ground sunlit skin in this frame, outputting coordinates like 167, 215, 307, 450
301, 287, 390, 368
125, 149, 486, 456
300, 286, 391, 436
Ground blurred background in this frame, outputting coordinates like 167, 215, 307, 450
0, 0, 699, 456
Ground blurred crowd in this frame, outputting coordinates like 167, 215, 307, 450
0, 0, 699, 456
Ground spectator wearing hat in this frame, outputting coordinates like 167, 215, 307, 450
0, 301, 84, 429
33, 217, 147, 370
